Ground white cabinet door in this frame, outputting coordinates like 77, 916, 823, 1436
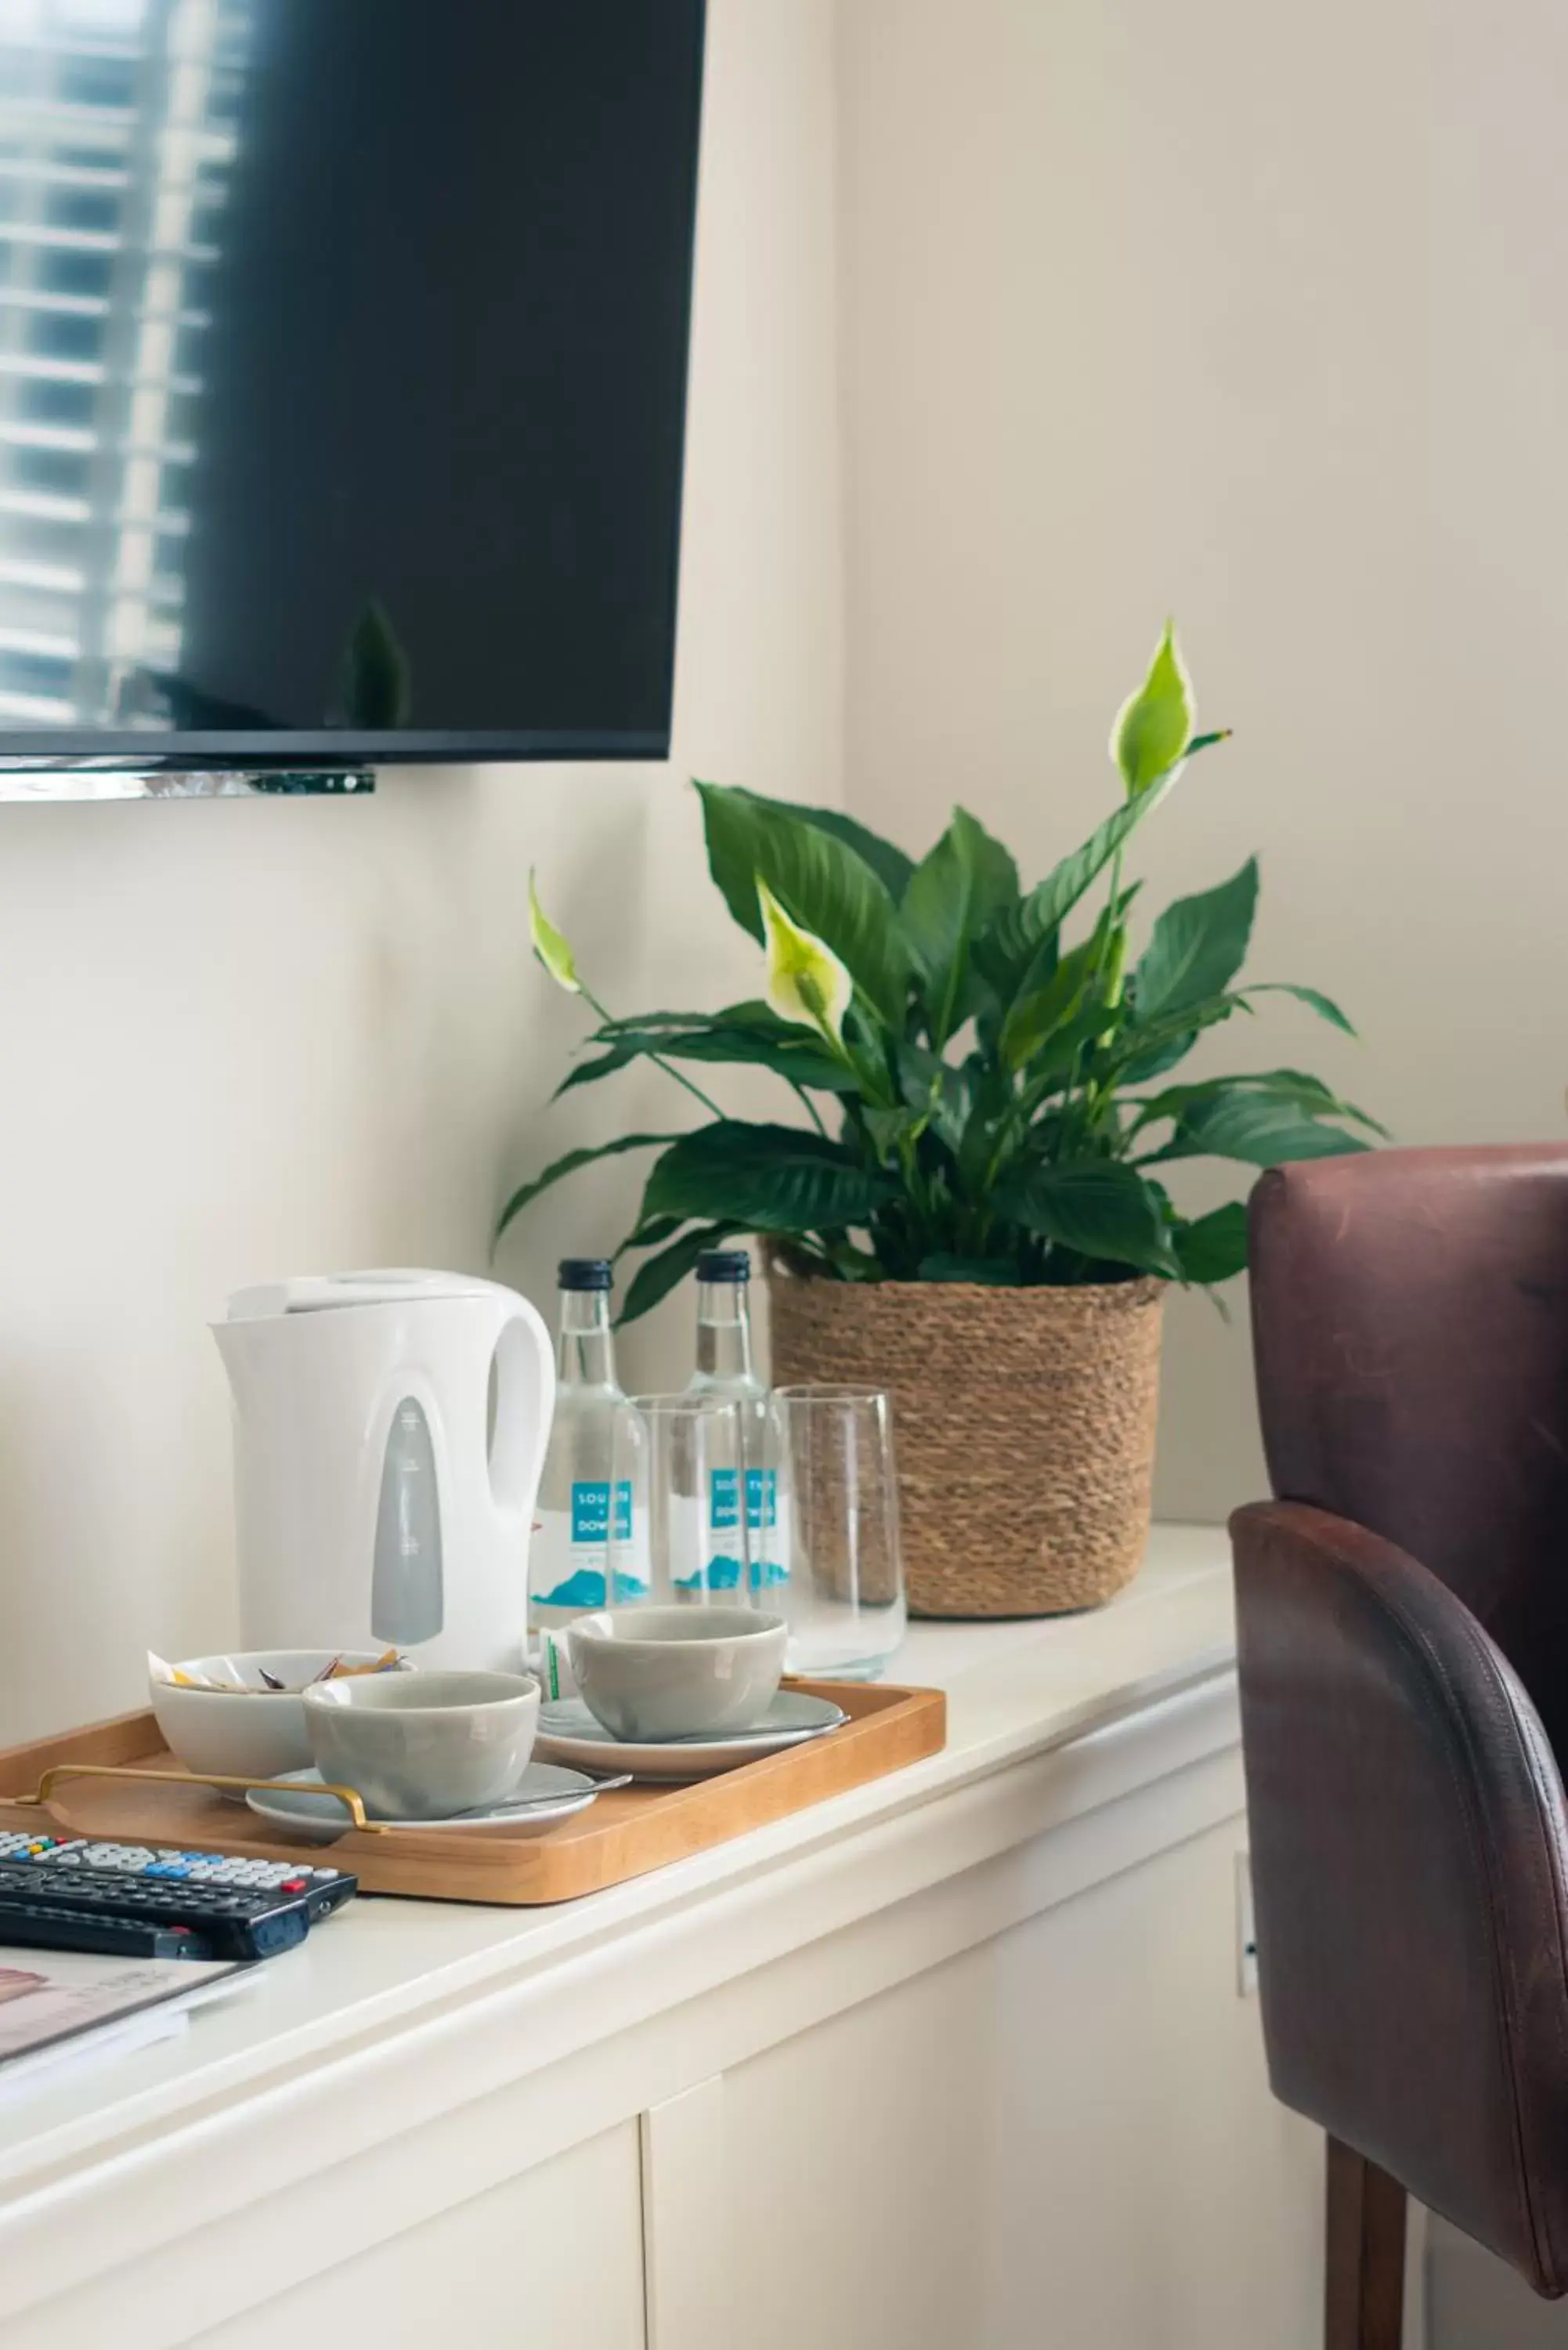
188, 2120, 646, 2350
717, 1820, 1320, 2350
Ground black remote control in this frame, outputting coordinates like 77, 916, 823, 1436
0, 1835, 357, 1961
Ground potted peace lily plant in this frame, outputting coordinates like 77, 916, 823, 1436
501, 627, 1380, 1616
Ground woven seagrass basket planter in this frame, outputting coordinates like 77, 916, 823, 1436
766, 1261, 1165, 1618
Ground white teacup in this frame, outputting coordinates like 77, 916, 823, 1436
302, 1669, 540, 1819
565, 1607, 786, 1743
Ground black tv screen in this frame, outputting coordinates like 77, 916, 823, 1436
0, 0, 706, 768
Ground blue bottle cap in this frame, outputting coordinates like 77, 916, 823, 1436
695, 1249, 751, 1282
557, 1258, 613, 1291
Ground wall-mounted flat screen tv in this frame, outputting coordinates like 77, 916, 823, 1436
0, 0, 706, 773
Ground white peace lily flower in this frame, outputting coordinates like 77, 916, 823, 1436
1109, 620, 1195, 798
529, 870, 582, 995
757, 879, 852, 1046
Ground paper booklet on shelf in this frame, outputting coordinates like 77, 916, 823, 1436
0, 1947, 247, 2098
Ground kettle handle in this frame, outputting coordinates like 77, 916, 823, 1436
486, 1290, 556, 1528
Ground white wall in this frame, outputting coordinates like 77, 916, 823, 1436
0, 0, 843, 1742
16, 0, 1563, 1735
834, 0, 1568, 1520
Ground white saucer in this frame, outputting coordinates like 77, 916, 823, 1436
244, 1762, 604, 1845
533, 1690, 846, 1781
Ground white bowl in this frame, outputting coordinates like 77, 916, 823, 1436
149, 1650, 401, 1784
565, 1607, 786, 1743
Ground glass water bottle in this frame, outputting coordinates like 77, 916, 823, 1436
681, 1249, 787, 1598
529, 1260, 647, 1636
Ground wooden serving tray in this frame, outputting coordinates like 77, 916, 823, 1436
0, 1679, 946, 1905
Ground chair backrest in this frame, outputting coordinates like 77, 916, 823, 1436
1250, 1142, 1568, 1748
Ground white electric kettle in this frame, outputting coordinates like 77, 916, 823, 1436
212, 1271, 555, 1673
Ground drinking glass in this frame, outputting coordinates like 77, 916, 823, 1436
771, 1386, 906, 1677
602, 1397, 651, 1607
612, 1397, 754, 1607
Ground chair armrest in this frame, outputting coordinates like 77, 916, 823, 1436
1232, 1500, 1568, 2292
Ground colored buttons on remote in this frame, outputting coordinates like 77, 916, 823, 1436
0, 1835, 345, 1889
0, 1835, 356, 1960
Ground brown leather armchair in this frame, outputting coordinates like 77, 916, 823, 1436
1231, 1143, 1568, 2350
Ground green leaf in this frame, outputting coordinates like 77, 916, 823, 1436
1136, 1067, 1341, 1121
694, 784, 784, 940
640, 1121, 894, 1236
1105, 992, 1252, 1083
594, 1001, 786, 1036
896, 1043, 971, 1152
618, 1222, 742, 1325
592, 1007, 734, 1032
735, 792, 916, 902
1172, 1202, 1251, 1283
555, 1047, 659, 1096
558, 1018, 852, 1101
973, 783, 1180, 1012
1115, 1031, 1200, 1084
612, 1213, 683, 1261
1000, 1159, 1180, 1275
973, 912, 1055, 1011
999, 916, 1112, 1072
1031, 997, 1126, 1087
495, 1132, 683, 1242
1132, 1068, 1387, 1136
1151, 1091, 1372, 1168
901, 808, 1020, 1047
1241, 982, 1357, 1036
1133, 859, 1259, 1026
695, 782, 912, 1027
953, 1057, 1017, 1195
916, 1253, 1024, 1285
1110, 623, 1194, 797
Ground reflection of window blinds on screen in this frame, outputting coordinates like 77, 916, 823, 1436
0, 0, 251, 725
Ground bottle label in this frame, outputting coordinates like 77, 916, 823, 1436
670, 1469, 789, 1595
530, 1479, 647, 1622
570, 1479, 633, 1546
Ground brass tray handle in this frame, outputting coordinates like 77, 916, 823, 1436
13, 1761, 388, 1834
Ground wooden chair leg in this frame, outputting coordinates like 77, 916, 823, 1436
1325, 2134, 1407, 2350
